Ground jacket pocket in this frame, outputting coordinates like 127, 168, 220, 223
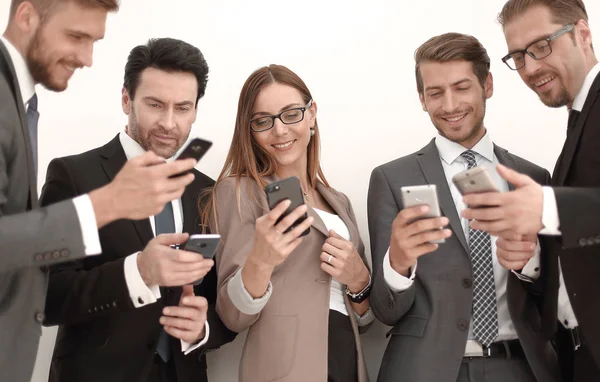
386, 315, 427, 338
242, 315, 298, 381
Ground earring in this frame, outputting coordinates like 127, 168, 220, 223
310, 128, 315, 136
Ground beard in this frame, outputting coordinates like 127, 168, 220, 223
26, 28, 64, 92
433, 97, 486, 145
127, 105, 188, 159
536, 83, 571, 108
25, 26, 81, 92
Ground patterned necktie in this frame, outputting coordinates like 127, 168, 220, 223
154, 202, 175, 363
461, 150, 498, 347
27, 94, 39, 174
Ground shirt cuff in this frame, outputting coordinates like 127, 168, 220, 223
227, 267, 272, 315
539, 187, 561, 236
353, 307, 376, 327
512, 240, 541, 283
123, 252, 161, 308
72, 194, 102, 256
383, 248, 417, 293
181, 321, 210, 355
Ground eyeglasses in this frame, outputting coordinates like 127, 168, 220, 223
250, 100, 313, 132
501, 24, 574, 70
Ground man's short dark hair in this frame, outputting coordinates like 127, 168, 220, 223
415, 33, 491, 94
123, 38, 209, 105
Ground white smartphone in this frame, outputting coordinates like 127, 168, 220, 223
400, 184, 445, 244
183, 234, 221, 285
451, 166, 499, 195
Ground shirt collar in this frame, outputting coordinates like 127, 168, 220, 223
119, 131, 147, 161
572, 62, 600, 112
0, 36, 35, 107
434, 130, 495, 165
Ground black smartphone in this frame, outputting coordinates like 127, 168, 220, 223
265, 176, 310, 237
169, 137, 212, 178
183, 234, 220, 285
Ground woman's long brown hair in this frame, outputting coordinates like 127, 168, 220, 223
200, 64, 330, 231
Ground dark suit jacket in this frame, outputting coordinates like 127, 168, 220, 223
368, 139, 559, 382
0, 40, 88, 382
40, 135, 236, 382
541, 70, 600, 365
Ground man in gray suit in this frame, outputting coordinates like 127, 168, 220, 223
0, 1, 198, 381
368, 33, 560, 382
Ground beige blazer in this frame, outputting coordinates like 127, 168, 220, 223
212, 176, 370, 382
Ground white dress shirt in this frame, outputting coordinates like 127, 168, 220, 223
527, 64, 600, 329
0, 36, 101, 256
119, 131, 208, 353
384, 132, 524, 341
315, 208, 351, 317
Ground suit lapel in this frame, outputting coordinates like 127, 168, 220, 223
493, 144, 517, 191
314, 182, 361, 247
554, 73, 600, 186
416, 139, 468, 252
307, 202, 330, 238
0, 41, 37, 205
100, 135, 153, 245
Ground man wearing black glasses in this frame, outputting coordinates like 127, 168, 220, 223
461, 1, 600, 381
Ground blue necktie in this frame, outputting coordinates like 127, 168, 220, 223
155, 202, 175, 363
27, 94, 39, 174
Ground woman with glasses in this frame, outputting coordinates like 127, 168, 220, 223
202, 64, 373, 382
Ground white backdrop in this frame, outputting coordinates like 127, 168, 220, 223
1, 0, 598, 381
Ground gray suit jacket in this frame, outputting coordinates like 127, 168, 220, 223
0, 40, 86, 382
368, 139, 560, 382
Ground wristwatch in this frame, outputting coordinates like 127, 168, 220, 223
345, 274, 372, 303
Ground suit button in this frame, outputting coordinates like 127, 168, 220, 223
588, 238, 595, 246
461, 278, 472, 288
94, 307, 98, 312
61, 249, 69, 257
34, 312, 45, 323
579, 238, 587, 247
595, 236, 600, 244
457, 319, 468, 331
44, 252, 52, 260
113, 301, 118, 308
88, 308, 92, 313
52, 251, 60, 259
35, 254, 43, 261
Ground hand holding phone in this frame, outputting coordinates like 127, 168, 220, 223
184, 234, 220, 285
265, 176, 310, 237
400, 185, 445, 244
388, 184, 451, 277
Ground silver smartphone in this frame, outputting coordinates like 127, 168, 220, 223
400, 184, 444, 244
451, 166, 499, 195
183, 234, 220, 285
